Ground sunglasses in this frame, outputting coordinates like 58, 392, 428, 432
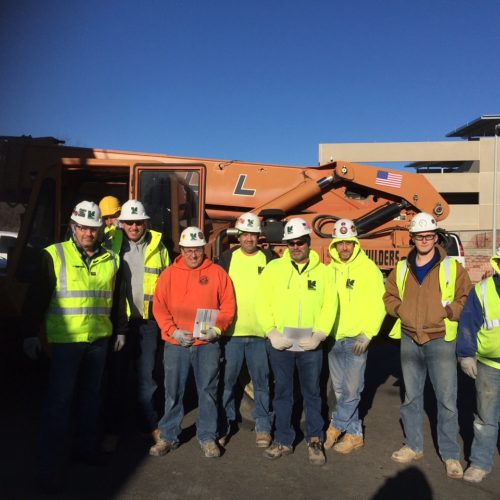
287, 239, 308, 247
413, 234, 436, 242
121, 220, 145, 227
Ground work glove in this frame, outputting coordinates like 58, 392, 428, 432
299, 331, 327, 351
352, 334, 370, 356
23, 337, 42, 360
267, 329, 293, 351
459, 357, 477, 379
199, 327, 220, 342
173, 329, 194, 347
113, 334, 126, 352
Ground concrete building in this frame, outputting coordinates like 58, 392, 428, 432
319, 115, 500, 281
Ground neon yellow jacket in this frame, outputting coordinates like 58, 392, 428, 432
329, 237, 385, 340
45, 239, 119, 343
256, 249, 337, 335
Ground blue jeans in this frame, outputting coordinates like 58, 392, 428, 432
268, 346, 324, 447
470, 362, 500, 472
400, 333, 460, 459
104, 319, 163, 433
221, 336, 272, 434
132, 319, 163, 431
38, 338, 108, 476
158, 341, 220, 444
328, 337, 366, 436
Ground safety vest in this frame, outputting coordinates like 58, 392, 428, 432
45, 240, 119, 343
389, 256, 458, 341
103, 225, 124, 255
474, 278, 500, 370
140, 230, 169, 319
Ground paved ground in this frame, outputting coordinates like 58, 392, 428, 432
1, 339, 499, 499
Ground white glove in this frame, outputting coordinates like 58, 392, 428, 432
113, 334, 126, 352
352, 334, 370, 355
299, 331, 327, 351
23, 337, 42, 360
459, 357, 477, 379
173, 329, 194, 347
200, 327, 219, 342
267, 329, 293, 351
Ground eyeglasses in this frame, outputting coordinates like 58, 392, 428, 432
75, 224, 99, 233
121, 220, 145, 227
181, 247, 204, 255
413, 234, 436, 242
287, 239, 308, 247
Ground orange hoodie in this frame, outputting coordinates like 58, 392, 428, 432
153, 255, 236, 346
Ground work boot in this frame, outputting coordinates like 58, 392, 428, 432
263, 442, 293, 460
149, 439, 175, 457
151, 428, 161, 444
101, 433, 120, 453
463, 465, 488, 483
255, 432, 272, 448
200, 440, 221, 458
333, 433, 364, 454
324, 425, 342, 449
391, 446, 423, 463
308, 438, 326, 466
444, 459, 464, 479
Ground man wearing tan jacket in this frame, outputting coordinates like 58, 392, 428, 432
384, 212, 471, 479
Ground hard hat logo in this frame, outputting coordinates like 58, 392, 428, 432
131, 207, 138, 215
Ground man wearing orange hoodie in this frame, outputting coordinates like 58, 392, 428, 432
151, 227, 236, 458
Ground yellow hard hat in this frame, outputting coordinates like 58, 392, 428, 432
99, 196, 121, 217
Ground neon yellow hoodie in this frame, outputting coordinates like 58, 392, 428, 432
329, 237, 385, 339
256, 249, 337, 335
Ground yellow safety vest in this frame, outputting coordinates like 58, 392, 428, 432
45, 240, 119, 343
475, 278, 500, 369
389, 257, 458, 341
141, 230, 169, 319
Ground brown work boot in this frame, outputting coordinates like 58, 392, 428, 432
308, 438, 326, 466
324, 425, 342, 449
149, 439, 175, 457
263, 442, 293, 460
391, 446, 423, 463
200, 440, 221, 458
445, 459, 464, 479
255, 432, 272, 448
463, 465, 488, 483
333, 433, 364, 454
151, 428, 161, 444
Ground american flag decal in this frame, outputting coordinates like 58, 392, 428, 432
375, 170, 403, 188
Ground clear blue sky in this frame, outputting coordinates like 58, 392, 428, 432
1, 0, 499, 165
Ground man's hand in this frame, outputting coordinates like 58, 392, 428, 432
459, 357, 477, 379
173, 329, 194, 347
299, 332, 327, 351
114, 334, 126, 352
352, 334, 370, 355
23, 337, 42, 360
266, 329, 293, 351
199, 327, 219, 342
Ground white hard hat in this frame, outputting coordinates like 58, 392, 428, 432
235, 212, 261, 233
179, 226, 207, 247
409, 212, 438, 233
71, 201, 103, 227
119, 200, 150, 221
282, 218, 312, 241
333, 218, 358, 239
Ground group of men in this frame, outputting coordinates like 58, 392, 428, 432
22, 199, 500, 493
